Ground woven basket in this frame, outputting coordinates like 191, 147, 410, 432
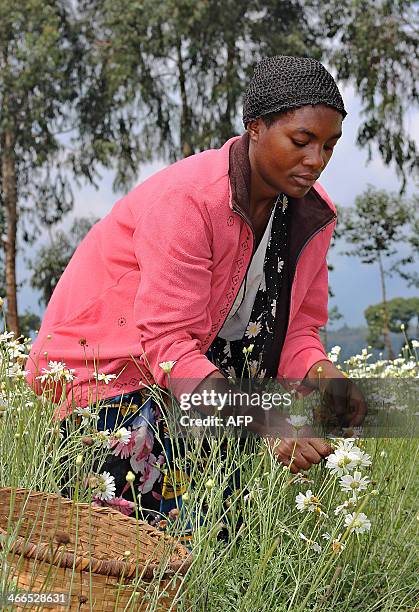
0, 488, 192, 611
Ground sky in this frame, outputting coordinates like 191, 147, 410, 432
17, 83, 418, 328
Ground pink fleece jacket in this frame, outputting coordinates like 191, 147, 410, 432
26, 136, 335, 417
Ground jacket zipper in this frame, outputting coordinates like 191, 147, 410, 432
206, 203, 256, 349
232, 203, 257, 255
208, 203, 336, 350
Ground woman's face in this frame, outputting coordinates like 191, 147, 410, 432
248, 105, 343, 199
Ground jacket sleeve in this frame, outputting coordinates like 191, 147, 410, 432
132, 186, 219, 399
278, 249, 332, 384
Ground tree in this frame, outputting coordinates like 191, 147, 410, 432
4, 0, 417, 335
70, 0, 322, 189
317, 0, 419, 190
0, 203, 5, 297
27, 215, 100, 307
321, 305, 343, 352
365, 297, 419, 349
0, 1, 80, 335
390, 195, 419, 288
341, 186, 412, 358
18, 310, 42, 339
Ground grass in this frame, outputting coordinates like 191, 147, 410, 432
0, 319, 418, 611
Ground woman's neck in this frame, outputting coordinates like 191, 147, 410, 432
248, 145, 278, 219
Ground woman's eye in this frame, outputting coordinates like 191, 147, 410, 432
292, 140, 308, 147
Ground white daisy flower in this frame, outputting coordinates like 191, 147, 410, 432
331, 538, 346, 554
96, 429, 111, 447
94, 471, 116, 501
112, 427, 131, 445
287, 415, 309, 430
340, 471, 370, 495
0, 331, 15, 343
295, 489, 319, 512
277, 259, 284, 273
158, 361, 177, 374
6, 340, 27, 359
334, 497, 357, 516
7, 363, 29, 379
348, 447, 372, 469
411, 340, 419, 348
94, 372, 117, 384
344, 512, 371, 534
328, 345, 342, 363
37, 361, 76, 383
245, 321, 262, 338
325, 449, 360, 476
74, 406, 99, 427
299, 532, 321, 553
333, 438, 357, 452
323, 532, 346, 553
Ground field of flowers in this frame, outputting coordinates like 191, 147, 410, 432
0, 309, 418, 611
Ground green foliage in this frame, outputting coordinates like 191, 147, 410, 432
390, 195, 419, 288
71, 0, 321, 189
317, 0, 419, 190
341, 186, 415, 357
341, 186, 412, 264
0, 0, 81, 240
27, 215, 100, 307
365, 297, 419, 348
18, 309, 42, 338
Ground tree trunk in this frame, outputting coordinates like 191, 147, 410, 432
176, 38, 193, 158
322, 325, 328, 352
378, 252, 394, 359
222, 38, 236, 141
1, 128, 19, 336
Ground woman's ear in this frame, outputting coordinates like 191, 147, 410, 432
247, 118, 263, 144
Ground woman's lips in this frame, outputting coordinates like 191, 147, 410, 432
290, 175, 317, 188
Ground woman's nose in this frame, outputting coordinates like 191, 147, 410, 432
303, 146, 325, 172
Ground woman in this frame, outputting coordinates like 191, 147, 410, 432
26, 56, 366, 536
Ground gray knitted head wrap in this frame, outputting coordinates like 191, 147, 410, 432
242, 56, 347, 126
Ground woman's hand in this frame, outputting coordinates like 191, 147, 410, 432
265, 435, 332, 474
306, 360, 368, 429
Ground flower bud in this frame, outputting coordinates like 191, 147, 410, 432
125, 470, 135, 483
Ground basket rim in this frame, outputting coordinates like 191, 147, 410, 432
1, 487, 164, 531
0, 528, 191, 580
0, 487, 193, 580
